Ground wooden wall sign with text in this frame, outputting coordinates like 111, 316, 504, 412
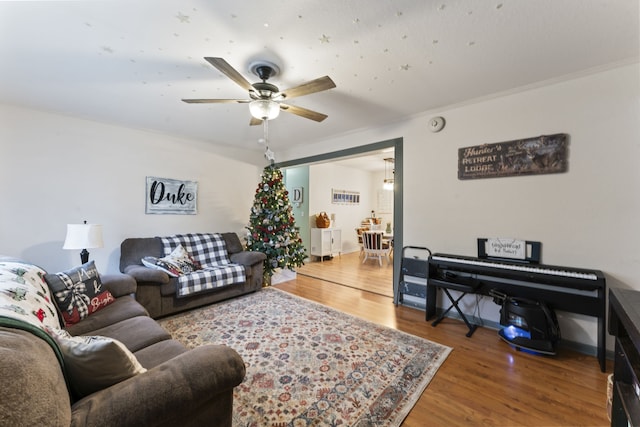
145, 176, 198, 215
458, 134, 568, 180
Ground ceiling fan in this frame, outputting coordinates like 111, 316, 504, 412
182, 57, 336, 125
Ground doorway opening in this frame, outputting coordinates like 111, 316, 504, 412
277, 137, 403, 303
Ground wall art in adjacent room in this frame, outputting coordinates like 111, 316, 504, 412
331, 189, 360, 205
145, 176, 197, 214
292, 187, 303, 204
458, 133, 568, 180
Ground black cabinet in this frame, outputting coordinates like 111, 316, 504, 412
608, 288, 640, 426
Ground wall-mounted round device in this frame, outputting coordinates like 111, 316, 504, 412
429, 116, 446, 133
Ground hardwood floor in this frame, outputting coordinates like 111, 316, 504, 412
297, 251, 393, 297
277, 259, 611, 426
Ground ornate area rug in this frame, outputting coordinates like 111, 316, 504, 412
158, 287, 451, 426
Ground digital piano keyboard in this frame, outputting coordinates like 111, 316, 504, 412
426, 253, 607, 371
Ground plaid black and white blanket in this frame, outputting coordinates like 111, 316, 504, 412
160, 233, 246, 298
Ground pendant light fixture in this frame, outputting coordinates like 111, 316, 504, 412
383, 158, 395, 191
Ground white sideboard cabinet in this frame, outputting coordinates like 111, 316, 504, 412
310, 228, 341, 261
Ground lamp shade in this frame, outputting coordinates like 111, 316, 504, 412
63, 224, 104, 250
249, 99, 280, 120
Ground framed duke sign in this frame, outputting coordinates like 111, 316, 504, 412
145, 176, 198, 215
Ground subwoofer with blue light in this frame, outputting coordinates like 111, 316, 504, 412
497, 296, 560, 355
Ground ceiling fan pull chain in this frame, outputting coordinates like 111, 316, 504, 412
263, 120, 276, 165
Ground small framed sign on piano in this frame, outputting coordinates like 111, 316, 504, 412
477, 238, 541, 264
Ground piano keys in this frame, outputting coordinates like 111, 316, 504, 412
426, 253, 607, 371
431, 254, 601, 282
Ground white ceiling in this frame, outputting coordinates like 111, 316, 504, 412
322, 149, 396, 172
0, 1, 638, 155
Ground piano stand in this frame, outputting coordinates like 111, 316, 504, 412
431, 288, 478, 337
426, 253, 607, 372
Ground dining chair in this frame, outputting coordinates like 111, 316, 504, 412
361, 231, 391, 266
356, 228, 365, 258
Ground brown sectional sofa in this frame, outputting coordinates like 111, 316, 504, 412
120, 232, 266, 318
0, 258, 245, 427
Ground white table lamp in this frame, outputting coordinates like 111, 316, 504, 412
63, 221, 104, 264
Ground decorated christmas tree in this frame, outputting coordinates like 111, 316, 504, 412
246, 165, 306, 284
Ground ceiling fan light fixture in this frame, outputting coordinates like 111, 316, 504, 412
249, 99, 280, 120
183, 57, 334, 124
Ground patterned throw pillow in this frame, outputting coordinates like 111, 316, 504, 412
46, 327, 147, 398
0, 259, 61, 330
141, 256, 180, 277
141, 245, 200, 277
44, 261, 115, 326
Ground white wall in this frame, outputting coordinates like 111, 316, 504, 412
309, 163, 375, 253
282, 63, 640, 349
0, 104, 263, 274
1, 63, 637, 350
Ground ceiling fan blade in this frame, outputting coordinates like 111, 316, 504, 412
249, 117, 263, 126
182, 99, 249, 104
281, 76, 336, 99
204, 57, 253, 92
280, 103, 328, 122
